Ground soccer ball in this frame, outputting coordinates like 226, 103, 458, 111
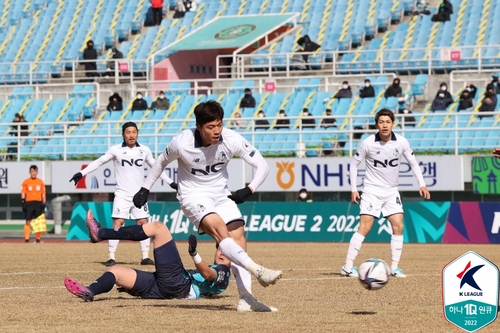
358, 258, 390, 291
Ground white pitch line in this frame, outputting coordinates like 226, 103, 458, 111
0, 286, 64, 290
0, 270, 107, 276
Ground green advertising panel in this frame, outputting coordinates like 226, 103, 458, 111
68, 201, 449, 243
472, 157, 500, 194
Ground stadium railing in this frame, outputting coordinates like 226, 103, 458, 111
0, 111, 496, 162
215, 45, 500, 78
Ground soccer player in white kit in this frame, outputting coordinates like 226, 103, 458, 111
341, 109, 431, 278
69, 122, 176, 266
133, 101, 283, 312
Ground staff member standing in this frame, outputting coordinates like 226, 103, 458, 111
21, 165, 46, 243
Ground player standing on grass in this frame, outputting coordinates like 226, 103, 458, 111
69, 122, 176, 267
133, 100, 282, 312
64, 210, 230, 301
340, 109, 431, 278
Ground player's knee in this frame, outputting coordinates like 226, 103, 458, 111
391, 222, 404, 235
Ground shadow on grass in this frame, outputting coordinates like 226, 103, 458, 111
349, 311, 377, 315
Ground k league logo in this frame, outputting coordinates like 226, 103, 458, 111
442, 251, 498, 332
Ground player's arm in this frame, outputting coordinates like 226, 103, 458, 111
69, 150, 114, 185
145, 150, 177, 190
228, 137, 269, 204
350, 143, 366, 204
21, 181, 27, 212
403, 144, 431, 199
134, 141, 179, 207
188, 235, 217, 281
42, 182, 46, 205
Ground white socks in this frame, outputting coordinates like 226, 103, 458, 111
140, 238, 151, 259
108, 240, 119, 260
390, 234, 404, 269
232, 263, 252, 298
345, 232, 365, 268
219, 238, 261, 276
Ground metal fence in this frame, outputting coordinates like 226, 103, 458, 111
1, 111, 497, 162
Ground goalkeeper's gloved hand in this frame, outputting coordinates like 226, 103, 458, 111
21, 199, 27, 213
69, 172, 83, 186
188, 234, 198, 256
133, 187, 150, 208
227, 187, 253, 204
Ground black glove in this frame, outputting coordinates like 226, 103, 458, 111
133, 187, 150, 208
41, 203, 46, 211
188, 234, 198, 256
69, 172, 83, 186
21, 199, 27, 213
169, 182, 178, 191
228, 187, 253, 204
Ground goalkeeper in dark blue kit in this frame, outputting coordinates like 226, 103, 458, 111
64, 210, 230, 301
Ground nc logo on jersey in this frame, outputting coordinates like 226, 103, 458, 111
442, 251, 499, 332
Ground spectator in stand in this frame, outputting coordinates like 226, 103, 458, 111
334, 81, 353, 99
359, 79, 375, 98
19, 115, 29, 141
107, 93, 123, 112
431, 83, 453, 112
464, 83, 477, 99
296, 188, 313, 202
131, 92, 149, 111
82, 40, 98, 78
240, 88, 256, 109
478, 86, 498, 119
151, 91, 170, 110
301, 108, 316, 129
414, 0, 431, 17
230, 112, 247, 130
151, 0, 164, 26
457, 89, 474, 112
487, 74, 500, 95
255, 110, 270, 129
398, 107, 416, 127
8, 113, 21, 137
320, 109, 337, 129
107, 47, 124, 71
384, 78, 402, 98
275, 110, 290, 130
432, 0, 453, 22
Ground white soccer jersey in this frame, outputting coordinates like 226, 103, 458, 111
350, 132, 426, 194
80, 142, 172, 198
143, 128, 269, 197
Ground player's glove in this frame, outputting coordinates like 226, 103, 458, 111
21, 199, 27, 213
41, 203, 46, 211
69, 172, 83, 186
188, 234, 198, 256
228, 187, 253, 204
133, 187, 150, 208
169, 182, 178, 191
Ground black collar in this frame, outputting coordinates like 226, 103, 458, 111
122, 142, 140, 147
375, 132, 397, 142
194, 129, 223, 148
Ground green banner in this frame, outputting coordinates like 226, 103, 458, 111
68, 201, 449, 243
472, 157, 500, 194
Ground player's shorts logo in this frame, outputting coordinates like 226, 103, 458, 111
214, 24, 256, 40
276, 161, 294, 189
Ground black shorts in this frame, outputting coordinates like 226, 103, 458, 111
24, 201, 43, 221
128, 240, 191, 299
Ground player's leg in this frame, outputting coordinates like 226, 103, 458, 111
23, 203, 34, 243
108, 196, 130, 266
341, 192, 380, 277
64, 266, 138, 302
182, 197, 282, 288
228, 221, 278, 312
33, 203, 44, 243
131, 201, 154, 265
382, 191, 406, 277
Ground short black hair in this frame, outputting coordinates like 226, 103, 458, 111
375, 108, 395, 123
159, 90, 164, 94
194, 100, 224, 126
244, 88, 251, 93
29, 165, 38, 171
122, 122, 138, 133
325, 109, 332, 113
